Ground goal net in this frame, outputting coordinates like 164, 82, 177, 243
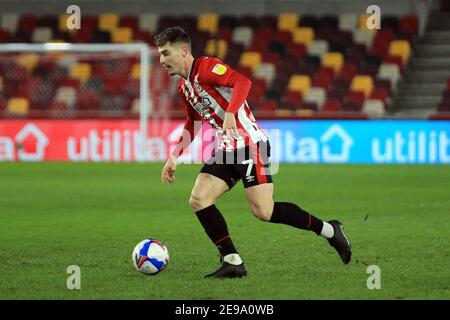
0, 43, 176, 160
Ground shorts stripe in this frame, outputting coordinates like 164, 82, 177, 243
250, 144, 267, 184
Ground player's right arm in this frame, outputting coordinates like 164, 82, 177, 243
161, 91, 201, 185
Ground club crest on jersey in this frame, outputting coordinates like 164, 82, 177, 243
212, 64, 227, 75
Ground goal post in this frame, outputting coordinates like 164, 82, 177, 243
0, 43, 151, 159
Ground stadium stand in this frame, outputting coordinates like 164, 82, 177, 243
3, 10, 447, 120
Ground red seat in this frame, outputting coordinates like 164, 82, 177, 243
447, 78, 450, 91
323, 99, 342, 112
370, 88, 389, 104
384, 55, 404, 70
371, 29, 394, 58
339, 64, 358, 81
317, 66, 335, 80
133, 30, 153, 45
283, 90, 303, 105
18, 15, 38, 33
271, 30, 292, 44
400, 15, 419, 35
0, 29, 11, 42
312, 74, 332, 90
262, 53, 281, 67
258, 100, 278, 111
346, 91, 365, 104
119, 15, 139, 32
104, 77, 126, 95
76, 88, 100, 110
286, 43, 306, 59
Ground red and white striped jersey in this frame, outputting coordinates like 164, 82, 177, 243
173, 56, 268, 157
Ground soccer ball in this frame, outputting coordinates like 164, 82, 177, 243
132, 239, 169, 275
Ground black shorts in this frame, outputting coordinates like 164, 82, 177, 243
200, 140, 273, 189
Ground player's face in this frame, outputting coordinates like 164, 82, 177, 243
158, 42, 186, 76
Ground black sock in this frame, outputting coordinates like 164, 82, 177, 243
195, 204, 238, 257
269, 202, 324, 235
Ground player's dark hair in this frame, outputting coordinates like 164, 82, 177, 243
154, 26, 191, 50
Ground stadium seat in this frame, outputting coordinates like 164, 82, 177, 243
362, 99, 385, 117
1, 13, 18, 33
278, 13, 299, 31
338, 14, 358, 31
400, 15, 418, 35
231, 27, 253, 48
307, 40, 329, 57
282, 90, 303, 105
287, 43, 306, 58
352, 29, 374, 47
239, 51, 262, 72
370, 87, 389, 104
312, 74, 332, 90
0, 29, 11, 42
139, 14, 159, 33
271, 30, 292, 44
54, 87, 77, 108
18, 15, 38, 34
31, 27, 53, 43
205, 39, 228, 60
76, 88, 100, 110
323, 99, 342, 112
288, 75, 311, 96
388, 40, 411, 65
111, 27, 132, 43
99, 13, 119, 31
304, 87, 326, 109
292, 27, 314, 47
120, 15, 139, 32
17, 53, 38, 72
322, 52, 344, 73
254, 63, 276, 85
346, 91, 365, 105
340, 64, 358, 81
6, 97, 29, 115
70, 63, 92, 83
198, 13, 218, 34
384, 55, 404, 71
377, 63, 400, 89
350, 75, 373, 97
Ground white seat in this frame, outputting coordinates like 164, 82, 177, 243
307, 40, 329, 57
32, 27, 53, 43
353, 29, 374, 47
377, 63, 401, 89
254, 63, 276, 85
304, 87, 326, 109
339, 14, 358, 31
57, 56, 78, 68
362, 99, 385, 117
54, 87, 76, 108
1, 13, 18, 33
231, 26, 253, 48
139, 14, 159, 33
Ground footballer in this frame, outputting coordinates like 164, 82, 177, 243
156, 27, 352, 278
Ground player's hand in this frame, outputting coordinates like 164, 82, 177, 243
223, 112, 240, 140
161, 155, 177, 185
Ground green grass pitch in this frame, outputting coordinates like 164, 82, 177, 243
0, 163, 449, 300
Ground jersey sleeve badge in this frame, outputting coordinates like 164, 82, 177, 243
212, 63, 227, 75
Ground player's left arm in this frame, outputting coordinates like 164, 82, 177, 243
201, 59, 252, 139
